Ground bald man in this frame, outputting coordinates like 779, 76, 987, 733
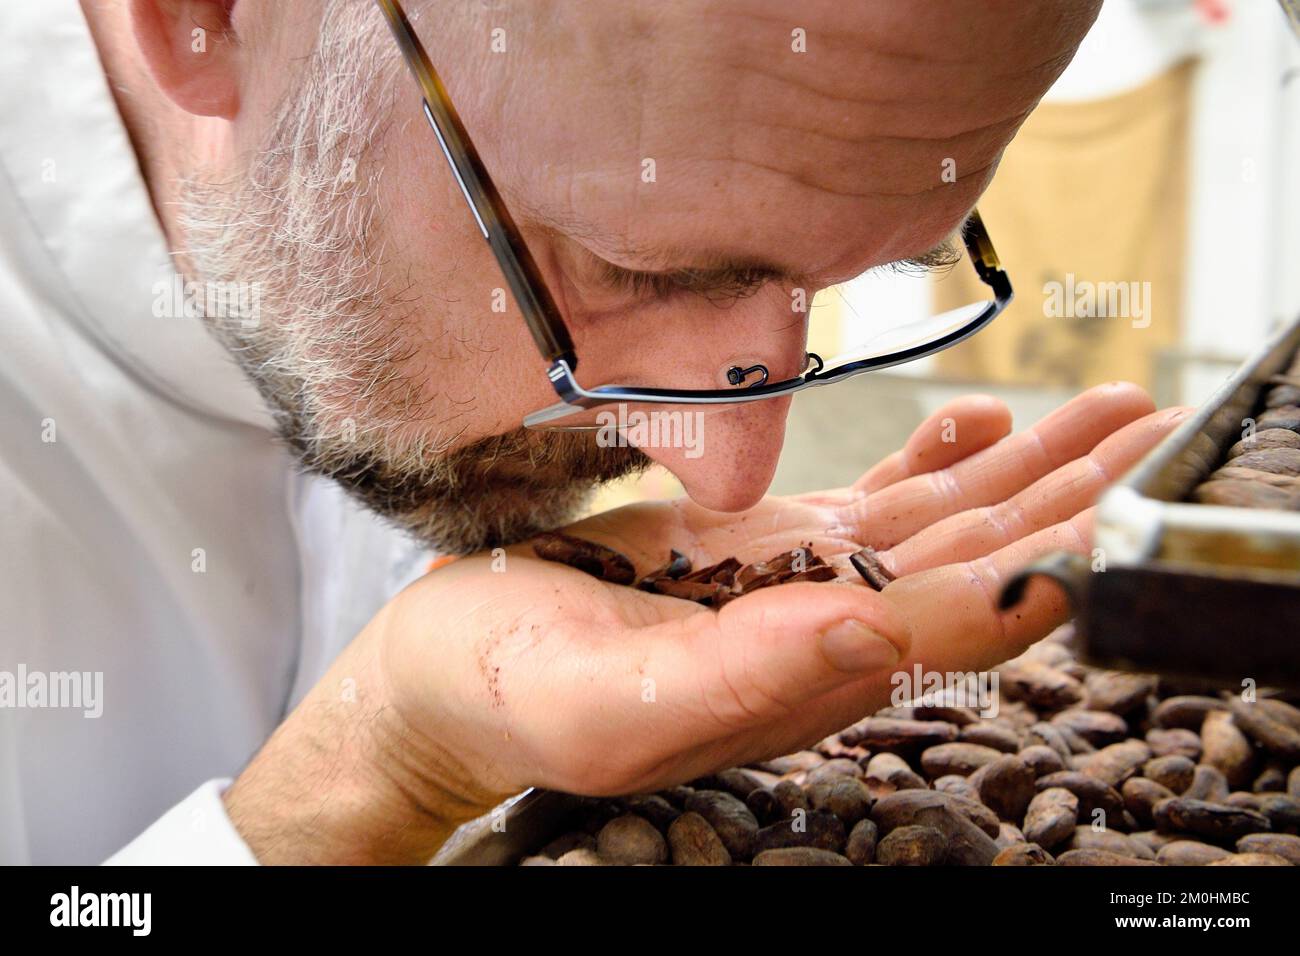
0, 0, 1186, 863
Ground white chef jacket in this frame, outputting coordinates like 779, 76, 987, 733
0, 1, 428, 864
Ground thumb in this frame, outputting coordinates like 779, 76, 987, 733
646, 583, 909, 737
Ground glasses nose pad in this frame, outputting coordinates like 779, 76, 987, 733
726, 364, 770, 387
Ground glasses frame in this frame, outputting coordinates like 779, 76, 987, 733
376, 0, 1014, 428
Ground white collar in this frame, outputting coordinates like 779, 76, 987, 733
0, 0, 274, 431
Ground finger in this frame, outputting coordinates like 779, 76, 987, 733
836, 381, 1155, 548
852, 394, 1012, 496
881, 406, 1191, 576
884, 508, 1096, 676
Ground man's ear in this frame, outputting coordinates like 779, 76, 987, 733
129, 0, 241, 119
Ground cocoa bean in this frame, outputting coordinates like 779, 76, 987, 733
1056, 724, 1098, 755
806, 775, 872, 827
752, 847, 852, 866
666, 811, 732, 865
1257, 794, 1300, 833
864, 753, 928, 792
913, 703, 978, 725
1193, 478, 1299, 510
519, 855, 554, 866
869, 790, 1000, 865
993, 843, 1055, 865
1052, 710, 1129, 746
771, 779, 811, 819
1156, 841, 1232, 866
849, 547, 894, 591
999, 661, 1085, 711
1153, 696, 1227, 730
1153, 797, 1271, 842
753, 810, 846, 854
755, 751, 824, 776
1018, 745, 1067, 778
597, 814, 668, 865
843, 718, 960, 752
1123, 777, 1177, 828
1201, 712, 1255, 790
1225, 448, 1300, 477
804, 759, 865, 786
1145, 728, 1202, 760
1066, 826, 1155, 860
845, 818, 878, 865
1084, 671, 1156, 715
684, 790, 759, 860
960, 723, 1023, 753
970, 755, 1036, 822
933, 774, 981, 803
1024, 722, 1073, 761
1227, 429, 1300, 457
876, 825, 947, 866
1023, 788, 1079, 850
532, 532, 636, 584
1253, 765, 1287, 793
1257, 405, 1300, 430
1035, 772, 1125, 821
1228, 699, 1300, 761
1081, 739, 1152, 786
920, 742, 1004, 778
1290, 766, 1300, 799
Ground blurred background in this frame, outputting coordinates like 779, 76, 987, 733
593, 0, 1300, 511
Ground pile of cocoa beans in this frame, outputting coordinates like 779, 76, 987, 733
518, 626, 1300, 865
1192, 351, 1300, 510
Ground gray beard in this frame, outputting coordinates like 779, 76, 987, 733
175, 0, 649, 555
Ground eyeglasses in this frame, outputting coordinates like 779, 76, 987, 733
376, 0, 1013, 430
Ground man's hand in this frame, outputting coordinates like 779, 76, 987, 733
226, 383, 1188, 863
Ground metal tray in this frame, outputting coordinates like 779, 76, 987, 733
1003, 314, 1300, 686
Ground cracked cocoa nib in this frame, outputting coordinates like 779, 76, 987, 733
531, 532, 637, 584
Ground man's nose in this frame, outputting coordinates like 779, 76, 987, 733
638, 396, 793, 512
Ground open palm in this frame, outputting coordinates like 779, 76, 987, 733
381, 383, 1187, 801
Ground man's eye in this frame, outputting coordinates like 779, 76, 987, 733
599, 264, 682, 302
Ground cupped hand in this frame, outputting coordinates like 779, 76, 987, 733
379, 382, 1188, 806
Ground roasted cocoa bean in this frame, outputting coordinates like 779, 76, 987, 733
1084, 671, 1156, 715
1237, 832, 1300, 864
920, 742, 1004, 778
970, 755, 1036, 822
1145, 728, 1202, 760
1156, 840, 1232, 866
1023, 788, 1079, 850
1057, 849, 1160, 866
532, 532, 637, 584
1153, 797, 1271, 842
596, 814, 668, 865
1228, 699, 1300, 761
843, 718, 960, 752
753, 810, 846, 854
869, 791, 999, 865
1081, 739, 1152, 786
845, 818, 878, 865
1052, 710, 1129, 746
1018, 745, 1067, 778
1123, 777, 1177, 828
960, 723, 1023, 753
1206, 853, 1293, 866
876, 825, 947, 866
999, 661, 1085, 711
684, 790, 759, 860
666, 811, 732, 865
1184, 764, 1231, 803
1201, 711, 1256, 789
1035, 772, 1125, 821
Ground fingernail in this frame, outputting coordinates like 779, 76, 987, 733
819, 621, 899, 672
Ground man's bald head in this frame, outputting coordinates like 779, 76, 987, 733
116, 0, 1101, 550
